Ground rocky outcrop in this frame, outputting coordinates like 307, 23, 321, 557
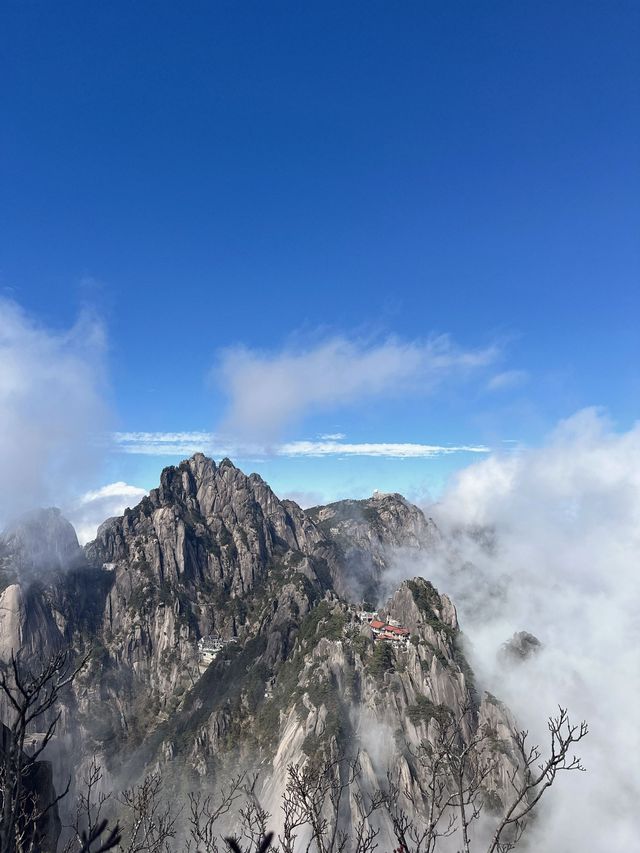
0, 454, 522, 843
252, 579, 520, 844
0, 584, 24, 658
1, 508, 84, 581
0, 723, 62, 853
499, 631, 542, 663
306, 493, 439, 601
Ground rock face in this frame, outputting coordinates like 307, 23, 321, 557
1, 508, 84, 580
0, 455, 522, 842
0, 723, 62, 853
499, 631, 542, 663
306, 492, 439, 601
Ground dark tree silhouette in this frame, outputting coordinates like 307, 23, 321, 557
0, 648, 89, 853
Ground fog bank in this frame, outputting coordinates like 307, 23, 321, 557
0, 299, 110, 526
391, 409, 640, 849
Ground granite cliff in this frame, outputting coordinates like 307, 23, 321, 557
0, 455, 523, 845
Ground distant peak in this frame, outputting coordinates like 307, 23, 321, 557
4, 506, 68, 536
184, 452, 217, 476
1, 507, 82, 575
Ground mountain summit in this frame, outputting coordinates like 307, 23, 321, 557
0, 455, 520, 841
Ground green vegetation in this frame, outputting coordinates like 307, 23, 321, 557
157, 579, 174, 606
345, 627, 370, 658
324, 610, 347, 639
301, 672, 348, 759
245, 662, 271, 712
309, 555, 333, 590
254, 700, 280, 745
89, 641, 110, 669
424, 642, 449, 668
487, 733, 512, 755
296, 600, 345, 645
367, 641, 395, 678
453, 635, 477, 698
407, 579, 456, 639
361, 505, 381, 526
293, 572, 319, 602
288, 550, 305, 567
218, 525, 232, 547
255, 599, 354, 751
407, 694, 452, 727
305, 673, 338, 709
407, 577, 441, 610
159, 646, 180, 672
272, 653, 305, 710
166, 633, 268, 758
128, 583, 149, 616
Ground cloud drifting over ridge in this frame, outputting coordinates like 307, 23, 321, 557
0, 299, 109, 524
389, 408, 640, 850
112, 431, 490, 459
68, 481, 148, 544
215, 335, 499, 439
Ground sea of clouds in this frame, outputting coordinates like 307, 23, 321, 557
384, 408, 640, 850
2, 297, 638, 848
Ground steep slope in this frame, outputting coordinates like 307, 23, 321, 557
72, 455, 336, 769
0, 454, 522, 842
306, 492, 439, 601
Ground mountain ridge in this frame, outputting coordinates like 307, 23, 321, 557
0, 454, 522, 843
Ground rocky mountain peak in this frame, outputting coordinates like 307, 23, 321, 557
0, 507, 83, 580
307, 492, 438, 549
499, 630, 542, 663
304, 492, 440, 602
0, 457, 525, 846
150, 454, 281, 521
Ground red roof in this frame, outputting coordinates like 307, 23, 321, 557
385, 625, 410, 636
370, 620, 385, 630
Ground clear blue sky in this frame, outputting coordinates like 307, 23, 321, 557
1, 2, 638, 505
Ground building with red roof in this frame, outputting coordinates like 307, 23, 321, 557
385, 625, 410, 637
369, 620, 410, 644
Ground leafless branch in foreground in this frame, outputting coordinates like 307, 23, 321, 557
0, 646, 90, 853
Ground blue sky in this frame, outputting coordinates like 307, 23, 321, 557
1, 2, 638, 517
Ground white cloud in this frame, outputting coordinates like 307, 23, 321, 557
112, 431, 490, 459
112, 431, 215, 456
277, 440, 490, 458
486, 369, 528, 391
319, 432, 346, 440
388, 408, 640, 849
215, 335, 499, 439
0, 299, 109, 524
67, 481, 147, 545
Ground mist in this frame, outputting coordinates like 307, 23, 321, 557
0, 299, 110, 527
385, 408, 639, 849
